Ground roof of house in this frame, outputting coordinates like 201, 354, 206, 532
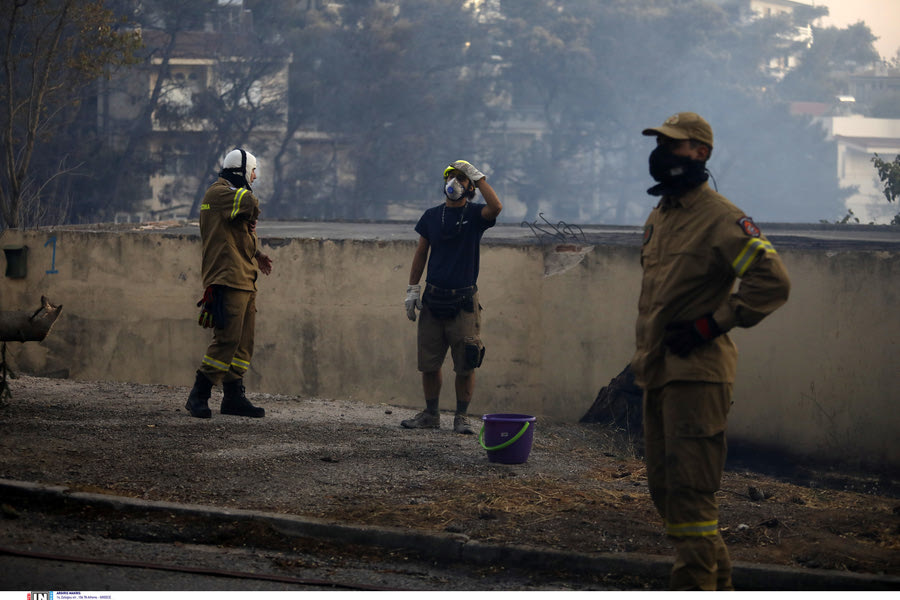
140, 30, 291, 61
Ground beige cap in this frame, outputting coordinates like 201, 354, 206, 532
642, 112, 713, 148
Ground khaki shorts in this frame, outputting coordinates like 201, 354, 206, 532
417, 291, 483, 375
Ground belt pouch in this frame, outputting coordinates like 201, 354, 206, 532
423, 290, 468, 320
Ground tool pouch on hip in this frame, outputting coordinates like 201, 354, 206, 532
465, 340, 485, 369
422, 290, 474, 320
197, 285, 226, 329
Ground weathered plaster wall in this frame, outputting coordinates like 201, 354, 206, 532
1, 227, 898, 467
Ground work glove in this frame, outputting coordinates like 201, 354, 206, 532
450, 160, 485, 183
664, 314, 722, 357
405, 284, 423, 321
197, 285, 226, 329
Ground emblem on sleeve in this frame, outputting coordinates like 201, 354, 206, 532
737, 217, 760, 238
643, 224, 653, 245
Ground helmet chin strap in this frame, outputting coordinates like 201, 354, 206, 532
220, 148, 252, 190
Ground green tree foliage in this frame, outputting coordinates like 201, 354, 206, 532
114, 0, 289, 218
14, 0, 868, 225
871, 153, 900, 224
179, 46, 291, 217
50, 0, 212, 224
99, 0, 219, 221
235, 0, 852, 223
48, 0, 289, 221
479, 0, 848, 223
0, 0, 139, 229
487, 0, 615, 221
779, 22, 880, 102
258, 0, 494, 220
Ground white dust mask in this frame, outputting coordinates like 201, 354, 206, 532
444, 177, 467, 201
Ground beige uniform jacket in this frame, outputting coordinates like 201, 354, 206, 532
199, 178, 261, 291
631, 182, 790, 390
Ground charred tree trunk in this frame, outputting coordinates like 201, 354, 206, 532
0, 296, 63, 342
580, 363, 644, 442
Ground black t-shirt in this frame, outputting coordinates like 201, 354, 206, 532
415, 201, 496, 289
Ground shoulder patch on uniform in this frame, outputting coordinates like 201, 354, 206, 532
643, 224, 653, 245
737, 217, 760, 238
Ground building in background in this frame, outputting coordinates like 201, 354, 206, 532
821, 116, 900, 223
97, 0, 292, 223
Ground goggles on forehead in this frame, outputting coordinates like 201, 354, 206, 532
443, 165, 472, 180
444, 170, 470, 184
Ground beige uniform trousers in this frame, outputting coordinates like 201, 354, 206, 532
643, 381, 734, 591
199, 288, 256, 385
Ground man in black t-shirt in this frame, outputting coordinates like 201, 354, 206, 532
402, 160, 503, 434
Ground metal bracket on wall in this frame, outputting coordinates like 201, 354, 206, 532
521, 213, 586, 245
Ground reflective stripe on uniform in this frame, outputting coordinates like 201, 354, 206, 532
230, 188, 248, 219
666, 519, 719, 537
231, 357, 250, 372
202, 355, 230, 372
732, 238, 776, 277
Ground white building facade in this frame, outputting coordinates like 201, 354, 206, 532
821, 116, 900, 224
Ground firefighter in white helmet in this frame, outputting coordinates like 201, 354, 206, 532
186, 148, 273, 419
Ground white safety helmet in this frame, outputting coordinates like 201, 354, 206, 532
223, 148, 258, 179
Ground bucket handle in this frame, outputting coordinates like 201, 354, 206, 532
478, 421, 531, 452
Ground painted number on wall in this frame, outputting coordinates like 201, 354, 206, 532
44, 236, 59, 274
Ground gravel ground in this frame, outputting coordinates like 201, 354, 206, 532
1, 375, 898, 585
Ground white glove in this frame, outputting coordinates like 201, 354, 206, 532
405, 284, 423, 321
450, 160, 484, 182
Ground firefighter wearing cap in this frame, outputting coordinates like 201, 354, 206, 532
402, 160, 502, 434
185, 148, 273, 419
632, 113, 790, 590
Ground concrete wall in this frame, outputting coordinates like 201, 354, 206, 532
1, 226, 899, 467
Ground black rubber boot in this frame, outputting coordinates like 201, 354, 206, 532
221, 380, 265, 418
185, 370, 213, 418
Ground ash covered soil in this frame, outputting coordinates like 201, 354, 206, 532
1, 375, 898, 578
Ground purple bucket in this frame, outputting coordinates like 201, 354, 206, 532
479, 413, 537, 464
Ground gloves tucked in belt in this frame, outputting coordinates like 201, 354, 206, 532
664, 314, 722, 357
405, 284, 423, 321
198, 285, 226, 329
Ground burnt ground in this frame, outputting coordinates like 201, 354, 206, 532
0, 375, 898, 582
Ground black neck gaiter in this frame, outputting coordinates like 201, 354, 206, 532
220, 168, 251, 191
647, 145, 708, 197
